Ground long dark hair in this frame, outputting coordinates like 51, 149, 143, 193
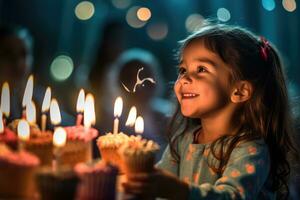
167, 23, 298, 199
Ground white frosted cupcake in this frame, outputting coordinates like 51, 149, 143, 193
119, 136, 159, 175
97, 132, 129, 168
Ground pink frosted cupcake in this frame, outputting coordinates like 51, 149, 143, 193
62, 125, 98, 167
119, 136, 159, 175
0, 127, 18, 150
75, 161, 119, 200
0, 143, 40, 199
97, 132, 129, 169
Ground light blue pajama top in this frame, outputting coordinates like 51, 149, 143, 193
156, 126, 275, 200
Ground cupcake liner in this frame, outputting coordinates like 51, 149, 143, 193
25, 142, 53, 166
0, 165, 37, 199
35, 168, 79, 200
121, 152, 156, 175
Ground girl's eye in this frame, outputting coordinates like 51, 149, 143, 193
197, 66, 207, 73
177, 67, 186, 76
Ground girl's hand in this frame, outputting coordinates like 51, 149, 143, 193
122, 168, 190, 199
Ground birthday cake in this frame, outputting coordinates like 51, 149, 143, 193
97, 132, 129, 169
119, 136, 159, 175
75, 160, 119, 200
0, 143, 40, 199
8, 119, 53, 166
61, 125, 98, 167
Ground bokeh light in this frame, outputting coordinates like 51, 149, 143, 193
282, 0, 297, 12
217, 8, 231, 22
262, 0, 276, 11
147, 22, 168, 41
111, 0, 131, 9
75, 1, 95, 20
185, 13, 204, 33
50, 55, 74, 81
137, 7, 151, 21
126, 6, 146, 28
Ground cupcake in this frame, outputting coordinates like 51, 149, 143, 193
75, 161, 119, 200
0, 143, 40, 199
35, 166, 79, 200
61, 125, 98, 167
8, 119, 53, 166
119, 136, 159, 175
97, 132, 129, 168
0, 127, 18, 150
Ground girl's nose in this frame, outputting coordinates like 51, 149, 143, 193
179, 73, 192, 84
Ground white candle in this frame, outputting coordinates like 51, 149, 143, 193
113, 97, 123, 134
17, 119, 30, 151
52, 127, 67, 171
135, 116, 144, 134
41, 87, 51, 131
76, 89, 85, 126
0, 82, 10, 123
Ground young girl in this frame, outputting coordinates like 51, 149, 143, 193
122, 23, 298, 199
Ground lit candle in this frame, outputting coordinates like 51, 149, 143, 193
50, 98, 61, 128
0, 82, 10, 125
52, 127, 67, 171
84, 93, 95, 129
76, 89, 85, 126
22, 75, 34, 118
113, 97, 123, 134
0, 110, 3, 134
17, 119, 30, 151
26, 101, 36, 125
41, 87, 51, 131
125, 106, 137, 127
135, 116, 144, 134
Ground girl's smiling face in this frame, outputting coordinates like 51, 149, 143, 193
174, 40, 233, 118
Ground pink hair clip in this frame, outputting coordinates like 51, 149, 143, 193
260, 37, 270, 61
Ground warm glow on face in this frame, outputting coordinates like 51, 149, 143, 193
0, 111, 3, 133
125, 106, 137, 127
42, 87, 51, 112
53, 127, 67, 147
1, 82, 10, 117
22, 75, 34, 107
135, 116, 144, 134
76, 89, 85, 113
26, 101, 36, 124
114, 97, 123, 117
50, 99, 61, 125
137, 7, 151, 21
84, 93, 95, 128
18, 119, 30, 141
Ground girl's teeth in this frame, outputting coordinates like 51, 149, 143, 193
183, 94, 197, 97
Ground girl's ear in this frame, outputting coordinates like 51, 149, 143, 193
230, 81, 253, 103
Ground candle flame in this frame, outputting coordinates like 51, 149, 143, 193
18, 119, 30, 141
42, 87, 51, 112
135, 116, 144, 134
50, 98, 61, 125
1, 82, 10, 117
0, 110, 3, 133
114, 96, 123, 118
125, 106, 137, 127
84, 93, 95, 128
53, 127, 67, 147
22, 75, 34, 107
76, 89, 85, 113
26, 101, 36, 124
